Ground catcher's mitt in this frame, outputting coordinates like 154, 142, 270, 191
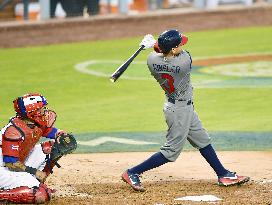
50, 133, 77, 162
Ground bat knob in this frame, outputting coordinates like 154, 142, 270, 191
110, 77, 116, 83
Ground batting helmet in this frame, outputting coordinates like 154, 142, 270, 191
158, 29, 188, 53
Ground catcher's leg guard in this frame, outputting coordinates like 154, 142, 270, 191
41, 141, 61, 176
0, 183, 53, 204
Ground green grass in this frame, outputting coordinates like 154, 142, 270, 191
0, 26, 271, 133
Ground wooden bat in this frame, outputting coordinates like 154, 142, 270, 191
110, 45, 145, 82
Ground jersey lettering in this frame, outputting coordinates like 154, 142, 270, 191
152, 64, 180, 74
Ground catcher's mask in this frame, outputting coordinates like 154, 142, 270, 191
158, 29, 188, 54
13, 93, 56, 127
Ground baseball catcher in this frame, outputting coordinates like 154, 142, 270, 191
122, 29, 250, 192
0, 93, 77, 204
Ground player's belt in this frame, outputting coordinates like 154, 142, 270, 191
168, 98, 192, 105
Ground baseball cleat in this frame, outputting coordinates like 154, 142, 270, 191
121, 170, 145, 192
218, 171, 250, 187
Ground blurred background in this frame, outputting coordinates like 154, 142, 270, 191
0, 0, 270, 21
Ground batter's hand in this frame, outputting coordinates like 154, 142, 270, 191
35, 170, 47, 183
139, 34, 156, 49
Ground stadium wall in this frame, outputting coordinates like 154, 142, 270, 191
0, 4, 271, 48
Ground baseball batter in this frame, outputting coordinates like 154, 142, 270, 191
122, 29, 250, 192
0, 93, 77, 204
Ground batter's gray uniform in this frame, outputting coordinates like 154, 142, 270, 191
147, 50, 211, 162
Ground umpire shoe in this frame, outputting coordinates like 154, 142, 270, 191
122, 170, 145, 192
218, 171, 250, 186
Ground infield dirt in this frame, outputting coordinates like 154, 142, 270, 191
47, 152, 272, 205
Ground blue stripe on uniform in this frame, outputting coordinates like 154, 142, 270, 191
3, 156, 18, 163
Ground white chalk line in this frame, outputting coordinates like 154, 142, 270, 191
77, 136, 159, 146
74, 53, 272, 87
74, 60, 150, 80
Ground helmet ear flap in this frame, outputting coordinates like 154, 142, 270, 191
181, 35, 188, 46
154, 41, 162, 53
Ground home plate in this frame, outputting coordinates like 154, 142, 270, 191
175, 195, 222, 202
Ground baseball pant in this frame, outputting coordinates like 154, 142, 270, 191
160, 100, 211, 162
0, 145, 47, 189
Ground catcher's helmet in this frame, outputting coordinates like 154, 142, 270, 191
158, 29, 187, 53
13, 93, 51, 125
13, 93, 48, 118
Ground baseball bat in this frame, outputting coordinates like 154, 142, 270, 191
110, 45, 145, 82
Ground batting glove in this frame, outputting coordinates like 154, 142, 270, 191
139, 34, 156, 49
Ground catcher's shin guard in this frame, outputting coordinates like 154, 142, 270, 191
0, 183, 53, 204
41, 140, 61, 176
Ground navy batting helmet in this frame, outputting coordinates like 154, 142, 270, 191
158, 29, 187, 53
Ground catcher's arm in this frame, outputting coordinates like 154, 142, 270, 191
42, 132, 77, 174
5, 162, 47, 182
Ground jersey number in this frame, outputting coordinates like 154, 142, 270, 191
161, 73, 175, 93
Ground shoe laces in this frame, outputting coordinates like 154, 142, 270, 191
129, 172, 141, 185
220, 171, 237, 179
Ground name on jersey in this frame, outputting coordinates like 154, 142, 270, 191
152, 64, 180, 74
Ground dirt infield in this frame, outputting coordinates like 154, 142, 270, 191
47, 152, 272, 205
0, 4, 272, 48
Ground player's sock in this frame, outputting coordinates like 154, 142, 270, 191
199, 144, 228, 177
129, 152, 170, 175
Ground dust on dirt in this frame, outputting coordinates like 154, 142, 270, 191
50, 181, 272, 205
46, 152, 272, 205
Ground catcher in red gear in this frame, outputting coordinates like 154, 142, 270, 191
0, 93, 77, 204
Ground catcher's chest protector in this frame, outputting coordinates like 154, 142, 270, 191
3, 118, 43, 162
